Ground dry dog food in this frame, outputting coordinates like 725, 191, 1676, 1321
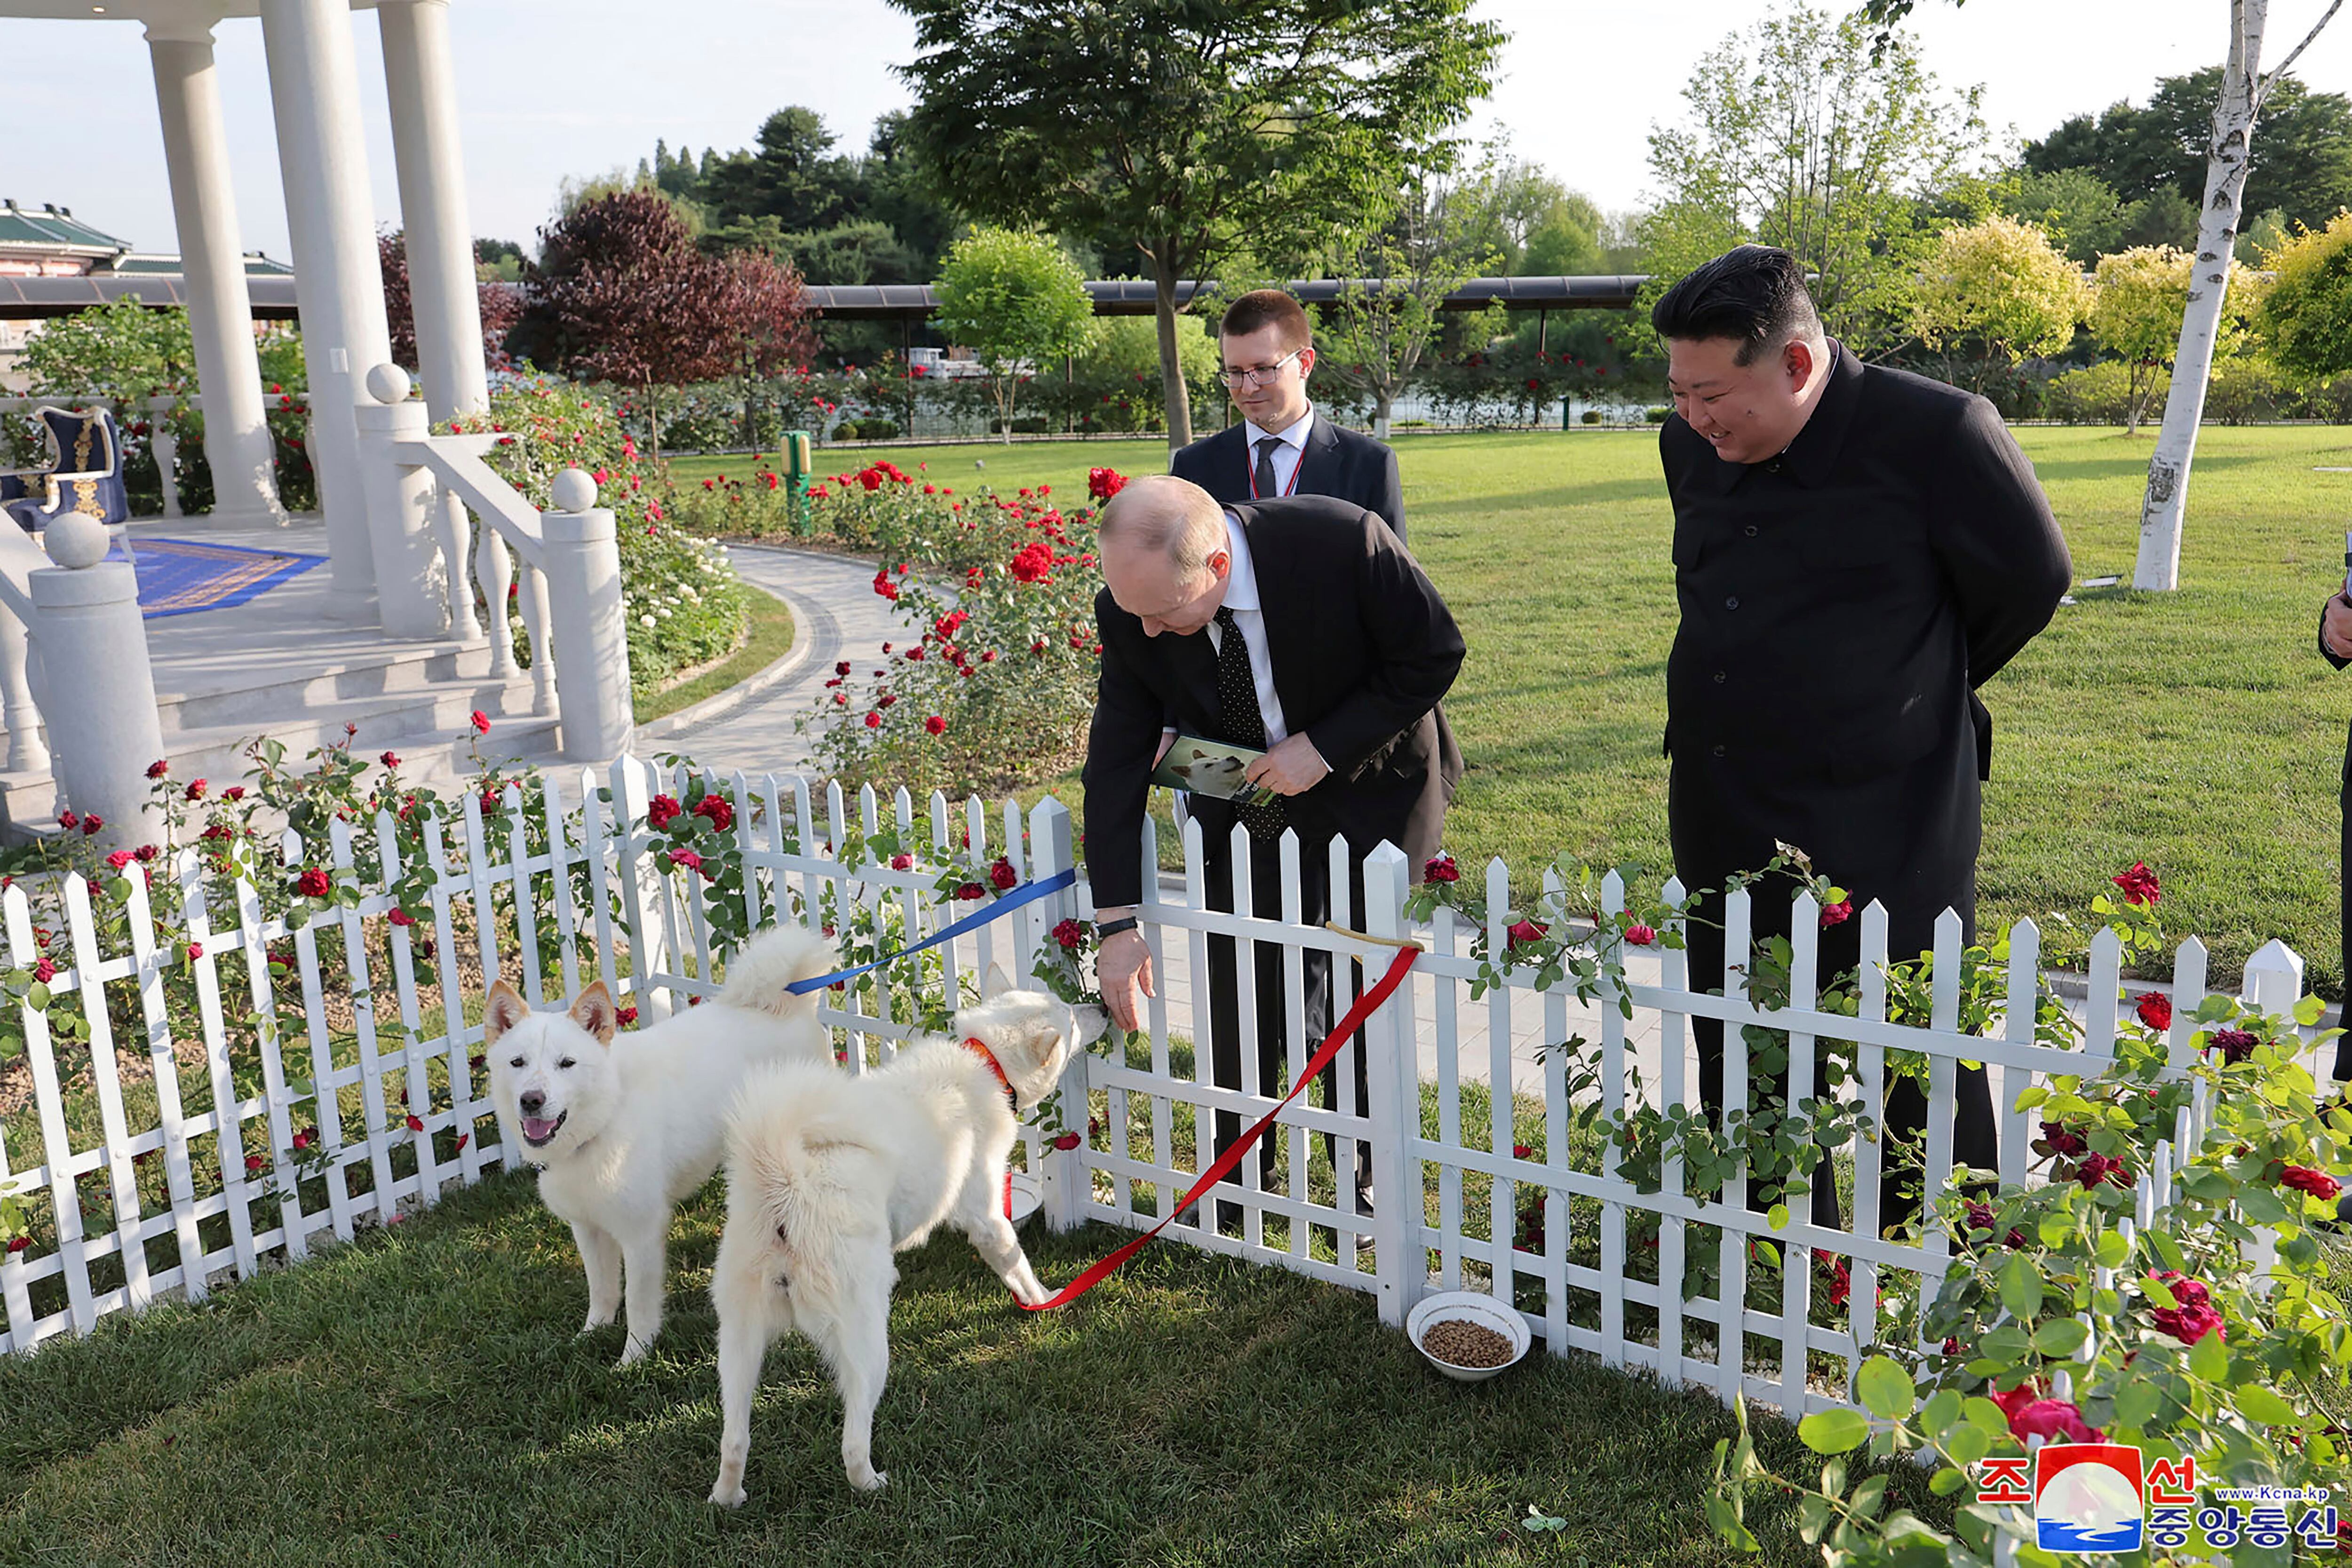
1419, 1317, 1514, 1369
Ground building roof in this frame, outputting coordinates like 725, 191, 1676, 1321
0, 272, 301, 321
0, 201, 129, 260
98, 252, 295, 277
801, 275, 1651, 321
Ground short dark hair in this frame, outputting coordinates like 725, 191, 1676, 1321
1649, 245, 1824, 366
1218, 289, 1312, 354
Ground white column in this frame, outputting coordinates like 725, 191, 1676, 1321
29, 515, 167, 849
540, 470, 631, 762
354, 364, 448, 638
381, 0, 492, 649
260, 0, 396, 620
379, 0, 489, 419
146, 19, 286, 530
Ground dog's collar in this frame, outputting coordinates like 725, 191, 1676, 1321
961, 1037, 1019, 1112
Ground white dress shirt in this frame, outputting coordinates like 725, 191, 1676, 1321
1204, 508, 1289, 743
1241, 404, 1315, 500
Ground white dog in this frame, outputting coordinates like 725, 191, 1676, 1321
706, 966, 1107, 1502
483, 923, 838, 1365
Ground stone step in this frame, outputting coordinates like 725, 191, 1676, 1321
152, 637, 514, 737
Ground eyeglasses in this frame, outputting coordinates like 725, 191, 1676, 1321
1216, 348, 1305, 389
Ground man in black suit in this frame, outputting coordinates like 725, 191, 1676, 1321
1655, 245, 2072, 1233
2315, 589, 2352, 1085
1171, 289, 1406, 541
1085, 475, 1462, 1236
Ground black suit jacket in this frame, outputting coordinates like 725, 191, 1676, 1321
1170, 412, 1407, 541
1083, 496, 1463, 909
1659, 341, 2071, 947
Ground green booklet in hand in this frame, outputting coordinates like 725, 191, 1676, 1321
1151, 733, 1279, 808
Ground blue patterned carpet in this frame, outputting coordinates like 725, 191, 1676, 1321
132, 537, 326, 619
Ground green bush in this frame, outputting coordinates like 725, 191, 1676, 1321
1581, 408, 1604, 425
1647, 406, 1672, 423
2202, 355, 2290, 424
2043, 359, 2159, 425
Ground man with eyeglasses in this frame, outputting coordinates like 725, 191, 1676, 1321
1172, 289, 1406, 542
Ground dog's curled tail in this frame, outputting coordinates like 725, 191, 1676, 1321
716, 924, 841, 1018
727, 1063, 883, 1299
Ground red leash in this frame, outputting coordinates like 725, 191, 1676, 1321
1018, 940, 1420, 1311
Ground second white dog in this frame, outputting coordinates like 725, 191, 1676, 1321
484, 923, 838, 1365
707, 966, 1107, 1502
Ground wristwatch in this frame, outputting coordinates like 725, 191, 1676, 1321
1096, 916, 1140, 940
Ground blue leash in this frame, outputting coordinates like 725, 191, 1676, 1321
784, 867, 1079, 993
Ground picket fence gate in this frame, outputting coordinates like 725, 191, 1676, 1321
0, 759, 2315, 1460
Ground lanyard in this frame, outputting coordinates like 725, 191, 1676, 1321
1245, 429, 1305, 500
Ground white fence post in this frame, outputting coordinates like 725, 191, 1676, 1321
1363, 841, 1420, 1329
540, 469, 630, 763
2241, 938, 2305, 1289
146, 395, 182, 520
354, 364, 448, 638
1030, 797, 1087, 1233
29, 515, 167, 845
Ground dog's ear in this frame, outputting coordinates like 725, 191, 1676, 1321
982, 962, 1014, 1000
569, 981, 618, 1045
482, 982, 528, 1044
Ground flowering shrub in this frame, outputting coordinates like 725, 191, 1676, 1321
445, 375, 748, 700
1700, 865, 2352, 1566
794, 462, 1105, 797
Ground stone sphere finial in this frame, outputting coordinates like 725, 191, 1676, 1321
42, 511, 110, 570
551, 468, 597, 514
364, 363, 412, 404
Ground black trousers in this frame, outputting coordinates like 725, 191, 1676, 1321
1199, 827, 1373, 1226
1682, 886, 1997, 1236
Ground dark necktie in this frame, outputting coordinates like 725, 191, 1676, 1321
1253, 436, 1282, 499
1213, 605, 1286, 840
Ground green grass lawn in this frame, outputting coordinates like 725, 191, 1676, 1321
0, 1164, 1931, 1568
679, 426, 2352, 994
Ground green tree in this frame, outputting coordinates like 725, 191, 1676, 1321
2088, 244, 2257, 433
1912, 215, 2087, 393
2001, 167, 2130, 264
932, 228, 1097, 442
20, 296, 196, 399
1315, 158, 1497, 437
699, 108, 855, 235
1641, 4, 1992, 356
2256, 210, 2352, 382
1452, 155, 1605, 276
888, 0, 1504, 452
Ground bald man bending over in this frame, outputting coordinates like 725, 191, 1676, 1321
1083, 475, 1463, 1238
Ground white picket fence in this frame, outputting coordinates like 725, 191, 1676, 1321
0, 760, 2314, 1446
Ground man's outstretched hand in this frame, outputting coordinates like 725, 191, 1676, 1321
1097, 927, 1154, 1031
1243, 733, 1330, 796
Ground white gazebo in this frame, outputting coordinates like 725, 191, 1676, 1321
0, 0, 633, 846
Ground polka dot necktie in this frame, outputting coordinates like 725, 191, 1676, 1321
1213, 605, 1286, 840
1253, 436, 1281, 499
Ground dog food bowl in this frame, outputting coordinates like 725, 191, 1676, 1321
1407, 1290, 1531, 1383
1006, 1172, 1043, 1228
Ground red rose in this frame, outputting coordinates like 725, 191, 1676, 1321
1820, 1255, 1852, 1308
185, 778, 207, 801
666, 847, 704, 874
865, 711, 882, 729
32, 959, 54, 984
2207, 1028, 2259, 1063
291, 1131, 310, 1151
1052, 1132, 1081, 1151
222, 786, 245, 801
1819, 899, 1853, 929
2076, 1151, 2130, 1188
455, 1133, 470, 1152
146, 759, 169, 779
2113, 860, 2160, 906
4, 1235, 26, 1254
2135, 991, 2173, 1031
1053, 918, 1085, 950
1088, 467, 1128, 502
1512, 1143, 1532, 1159
646, 794, 682, 830
2041, 1120, 2087, 1157
989, 858, 1018, 891
2146, 1270, 2225, 1344
954, 881, 985, 901
405, 1114, 425, 1132
185, 942, 202, 962
56, 810, 75, 830
890, 854, 914, 871
297, 867, 331, 898
925, 715, 946, 736
1009, 541, 1055, 584
2281, 1165, 2342, 1201
1423, 853, 1459, 883
388, 908, 416, 927
380, 751, 401, 768
1505, 919, 1549, 950
245, 1153, 266, 1174
2010, 1398, 2101, 1445
79, 814, 101, 835
835, 660, 852, 677
616, 1006, 638, 1026
470, 710, 491, 734
693, 795, 734, 832
1623, 923, 1657, 946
